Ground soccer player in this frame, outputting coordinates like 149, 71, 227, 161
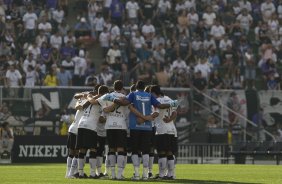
76, 85, 109, 178
97, 80, 129, 180
103, 80, 178, 180
150, 85, 178, 180
66, 97, 86, 178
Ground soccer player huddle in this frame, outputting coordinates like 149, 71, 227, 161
65, 80, 179, 180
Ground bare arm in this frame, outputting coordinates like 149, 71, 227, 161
103, 103, 117, 113
156, 103, 170, 109
88, 94, 101, 105
163, 111, 177, 123
114, 97, 131, 106
128, 104, 153, 121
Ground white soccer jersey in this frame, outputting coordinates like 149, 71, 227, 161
78, 104, 101, 131
98, 92, 129, 130
155, 96, 177, 136
68, 109, 83, 135
97, 111, 106, 137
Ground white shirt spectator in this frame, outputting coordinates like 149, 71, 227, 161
278, 4, 282, 19
126, 1, 139, 19
99, 31, 110, 48
236, 13, 253, 30
36, 34, 47, 47
50, 34, 63, 49
22, 12, 38, 30
28, 45, 41, 60
111, 25, 120, 41
202, 12, 216, 27
93, 17, 104, 32
52, 9, 64, 24
38, 22, 52, 31
171, 58, 188, 70
158, 0, 171, 14
203, 39, 216, 50
268, 19, 279, 32
187, 12, 199, 25
210, 25, 225, 38
6, 69, 22, 87
132, 35, 145, 49
25, 70, 38, 87
192, 40, 203, 51
175, 2, 185, 12
73, 56, 87, 76
239, 0, 252, 12
107, 49, 121, 64
184, 0, 196, 11
64, 35, 76, 45
261, 1, 276, 21
219, 39, 233, 51
142, 24, 155, 35
104, 0, 112, 8
23, 58, 36, 73
194, 61, 211, 79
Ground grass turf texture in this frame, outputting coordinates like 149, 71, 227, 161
1, 164, 282, 184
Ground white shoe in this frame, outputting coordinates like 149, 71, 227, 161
142, 176, 148, 180
131, 174, 140, 180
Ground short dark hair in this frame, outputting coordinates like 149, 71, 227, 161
2, 122, 9, 128
144, 85, 151, 93
130, 84, 136, 92
98, 85, 109, 95
94, 84, 101, 93
136, 80, 145, 90
150, 85, 163, 96
114, 80, 123, 91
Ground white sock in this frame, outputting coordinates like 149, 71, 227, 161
149, 156, 154, 173
167, 159, 175, 177
96, 156, 103, 174
158, 157, 167, 177
132, 154, 140, 176
104, 155, 109, 174
66, 156, 73, 176
117, 154, 125, 179
89, 158, 97, 176
78, 158, 85, 176
122, 155, 127, 176
68, 157, 78, 177
142, 154, 149, 178
108, 154, 116, 178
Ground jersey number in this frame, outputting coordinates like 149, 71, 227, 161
115, 105, 121, 114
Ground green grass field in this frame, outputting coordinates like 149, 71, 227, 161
1, 164, 282, 184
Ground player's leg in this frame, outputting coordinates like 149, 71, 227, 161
148, 127, 156, 178
66, 132, 75, 178
89, 131, 98, 178
130, 130, 141, 180
96, 136, 106, 177
116, 130, 127, 179
68, 149, 79, 178
76, 128, 87, 178
166, 135, 176, 179
106, 129, 117, 179
156, 134, 167, 179
140, 130, 152, 180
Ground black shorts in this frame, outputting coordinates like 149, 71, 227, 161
76, 128, 97, 149
126, 136, 131, 153
97, 136, 106, 156
130, 129, 152, 153
106, 129, 127, 149
67, 132, 77, 150
172, 136, 178, 155
150, 127, 156, 149
156, 134, 175, 153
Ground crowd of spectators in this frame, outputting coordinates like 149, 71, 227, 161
0, 0, 282, 94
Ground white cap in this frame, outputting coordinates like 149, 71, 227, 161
79, 50, 85, 57
80, 17, 86, 22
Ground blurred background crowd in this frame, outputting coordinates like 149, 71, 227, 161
0, 0, 282, 91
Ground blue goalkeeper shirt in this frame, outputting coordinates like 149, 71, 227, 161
127, 90, 160, 131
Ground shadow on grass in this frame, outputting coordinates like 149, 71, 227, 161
110, 179, 260, 184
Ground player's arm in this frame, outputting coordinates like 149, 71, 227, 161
74, 91, 88, 99
102, 93, 131, 106
163, 110, 177, 123
99, 112, 106, 124
128, 104, 154, 121
151, 95, 177, 109
103, 103, 118, 113
88, 94, 102, 105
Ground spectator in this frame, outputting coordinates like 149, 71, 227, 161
23, 65, 38, 98
267, 73, 280, 90
236, 9, 253, 35
52, 5, 65, 25
22, 6, 38, 42
0, 122, 14, 155
38, 15, 52, 37
5, 64, 23, 98
206, 115, 218, 129
50, 30, 63, 49
194, 57, 211, 80
192, 71, 207, 115
74, 17, 91, 38
44, 66, 58, 86
109, 0, 124, 27
126, 0, 139, 23
208, 70, 223, 89
57, 65, 72, 86
72, 50, 87, 86
99, 27, 110, 57
106, 42, 121, 67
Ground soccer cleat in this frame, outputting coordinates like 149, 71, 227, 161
89, 175, 99, 179
165, 176, 174, 180
73, 172, 79, 178
131, 174, 140, 180
148, 172, 153, 178
97, 173, 106, 178
78, 173, 88, 179
142, 176, 148, 180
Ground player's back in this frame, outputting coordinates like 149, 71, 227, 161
132, 91, 152, 116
